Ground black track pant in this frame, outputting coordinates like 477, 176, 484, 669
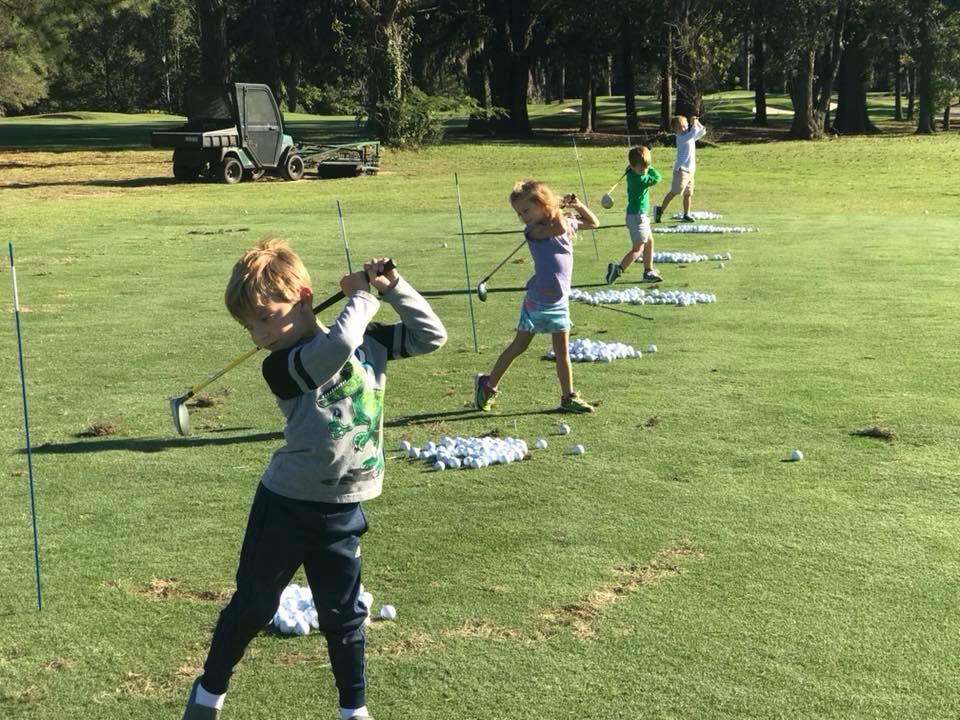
200, 482, 369, 709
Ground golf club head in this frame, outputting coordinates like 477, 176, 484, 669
477, 281, 488, 302
171, 396, 191, 436
601, 193, 614, 209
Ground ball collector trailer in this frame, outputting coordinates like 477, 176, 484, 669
151, 82, 380, 184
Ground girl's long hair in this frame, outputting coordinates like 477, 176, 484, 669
509, 180, 564, 226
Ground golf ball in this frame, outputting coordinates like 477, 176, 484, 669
379, 604, 397, 620
791, 449, 804, 461
535, 439, 548, 449
432, 460, 445, 471
358, 591, 374, 610
647, 344, 658, 353
718, 262, 725, 269
572, 444, 585, 455
558, 423, 571, 435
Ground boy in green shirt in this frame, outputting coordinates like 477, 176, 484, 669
606, 145, 663, 284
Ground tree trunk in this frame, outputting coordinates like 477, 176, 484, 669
789, 50, 819, 139
579, 62, 594, 133
894, 59, 902, 120
197, 0, 229, 83
915, 16, 935, 134
487, 0, 534, 137
255, 0, 282, 103
834, 45, 879, 134
943, 100, 952, 131
622, 23, 638, 134
812, 0, 845, 135
284, 51, 301, 111
907, 64, 915, 120
752, 1, 767, 125
466, 49, 490, 132
659, 22, 672, 131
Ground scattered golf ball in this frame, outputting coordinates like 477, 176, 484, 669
408, 447, 421, 459
398, 440, 411, 451
572, 444, 585, 455
791, 449, 804, 461
379, 604, 397, 620
647, 344, 657, 353
718, 262, 725, 269
432, 460, 445, 471
535, 439, 548, 449
441, 241, 449, 247
558, 423, 571, 435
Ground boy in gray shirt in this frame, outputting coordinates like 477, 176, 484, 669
182, 241, 446, 720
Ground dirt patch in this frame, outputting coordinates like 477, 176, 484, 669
444, 617, 539, 643
75, 421, 118, 437
104, 576, 232, 604
850, 425, 896, 441
112, 671, 177, 699
543, 542, 704, 638
189, 394, 223, 408
643, 415, 660, 427
371, 630, 443, 658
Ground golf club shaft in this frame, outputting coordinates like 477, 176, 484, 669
479, 237, 527, 285
607, 169, 628, 194
179, 259, 395, 399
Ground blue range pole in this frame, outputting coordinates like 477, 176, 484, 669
572, 137, 600, 259
454, 173, 479, 353
8, 242, 42, 612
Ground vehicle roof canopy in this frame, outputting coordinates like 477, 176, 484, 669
184, 83, 278, 126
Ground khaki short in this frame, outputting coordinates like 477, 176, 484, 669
671, 168, 695, 196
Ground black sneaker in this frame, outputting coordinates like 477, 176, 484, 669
653, 205, 663, 223
681, 214, 695, 222
642, 268, 662, 282
182, 679, 220, 720
605, 263, 623, 284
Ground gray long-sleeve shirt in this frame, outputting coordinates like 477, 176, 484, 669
258, 276, 446, 502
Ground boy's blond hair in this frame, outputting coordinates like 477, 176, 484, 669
671, 115, 689, 133
509, 180, 563, 225
628, 145, 652, 168
225, 238, 312, 325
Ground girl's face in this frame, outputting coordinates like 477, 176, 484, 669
512, 197, 546, 225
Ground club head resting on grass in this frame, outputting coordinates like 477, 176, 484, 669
171, 396, 191, 436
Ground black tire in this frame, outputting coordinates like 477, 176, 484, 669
246, 167, 266, 181
173, 163, 199, 181
217, 156, 244, 185
281, 153, 305, 181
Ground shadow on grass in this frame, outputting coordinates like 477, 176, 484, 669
26, 430, 282, 455
3, 176, 182, 190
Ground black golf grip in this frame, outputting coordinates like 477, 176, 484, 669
311, 258, 396, 314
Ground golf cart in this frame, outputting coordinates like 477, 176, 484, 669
151, 83, 381, 184
152, 83, 302, 183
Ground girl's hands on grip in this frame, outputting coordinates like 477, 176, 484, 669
365, 257, 399, 292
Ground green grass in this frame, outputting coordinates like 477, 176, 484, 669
1, 103, 959, 720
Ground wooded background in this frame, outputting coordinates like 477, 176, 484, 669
2, 0, 958, 143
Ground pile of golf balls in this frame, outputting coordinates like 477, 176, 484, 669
545, 337, 641, 362
402, 435, 529, 470
653, 251, 710, 263
272, 583, 393, 636
670, 210, 723, 220
571, 286, 717, 307
653, 224, 757, 234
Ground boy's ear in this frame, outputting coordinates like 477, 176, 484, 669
299, 287, 313, 303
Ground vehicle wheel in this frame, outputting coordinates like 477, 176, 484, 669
173, 163, 199, 181
246, 167, 265, 181
217, 157, 244, 184
281, 153, 305, 181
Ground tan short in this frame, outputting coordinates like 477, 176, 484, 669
671, 168, 694, 196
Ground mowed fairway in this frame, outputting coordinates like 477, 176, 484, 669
1, 111, 959, 719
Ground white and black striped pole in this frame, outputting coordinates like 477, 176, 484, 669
8, 242, 43, 611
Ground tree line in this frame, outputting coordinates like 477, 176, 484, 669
2, 0, 958, 144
